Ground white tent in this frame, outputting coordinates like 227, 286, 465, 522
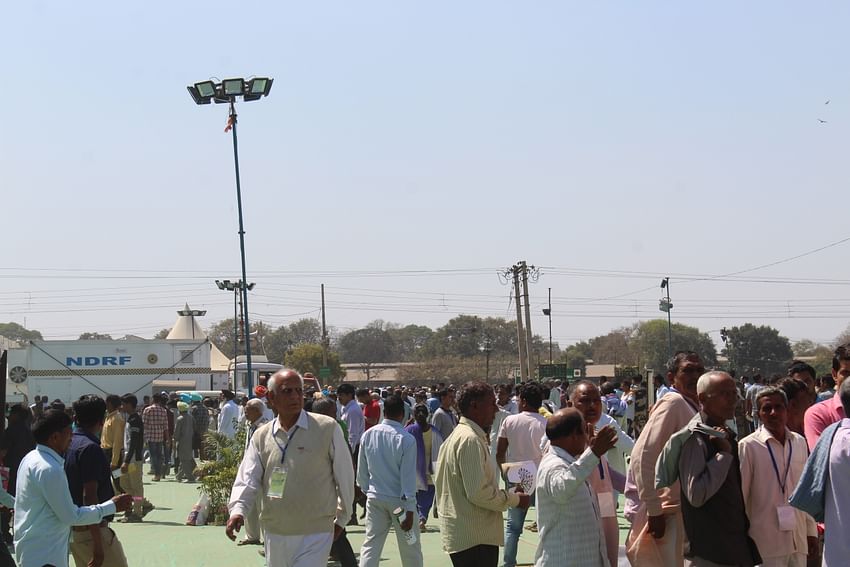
166, 304, 230, 373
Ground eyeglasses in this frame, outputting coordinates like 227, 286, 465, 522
278, 387, 303, 397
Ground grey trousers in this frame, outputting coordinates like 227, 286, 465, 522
359, 497, 423, 567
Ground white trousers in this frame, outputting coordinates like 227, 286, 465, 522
359, 498, 423, 567
263, 531, 333, 567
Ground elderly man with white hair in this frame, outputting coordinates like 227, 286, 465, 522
226, 369, 354, 567
237, 397, 272, 546
657, 371, 762, 567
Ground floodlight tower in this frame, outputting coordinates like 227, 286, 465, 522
190, 77, 273, 396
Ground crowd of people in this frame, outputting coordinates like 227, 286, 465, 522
1, 344, 849, 567
225, 346, 850, 567
0, 387, 264, 567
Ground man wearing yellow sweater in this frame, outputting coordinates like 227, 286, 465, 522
226, 370, 354, 567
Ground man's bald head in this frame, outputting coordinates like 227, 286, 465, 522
696, 371, 734, 396
268, 369, 303, 393
546, 408, 585, 441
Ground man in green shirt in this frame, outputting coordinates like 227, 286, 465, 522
434, 382, 530, 567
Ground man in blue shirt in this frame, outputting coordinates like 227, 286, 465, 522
65, 395, 129, 567
357, 395, 422, 567
14, 410, 132, 567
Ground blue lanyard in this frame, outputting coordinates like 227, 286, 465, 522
273, 425, 299, 464
766, 436, 793, 495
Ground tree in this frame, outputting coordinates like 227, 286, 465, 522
287, 318, 322, 345
589, 328, 639, 366
723, 324, 793, 376
283, 343, 345, 384
561, 341, 592, 369
207, 318, 271, 361
386, 324, 434, 361
792, 339, 833, 376
632, 320, 718, 374
153, 328, 171, 339
792, 339, 823, 357
0, 322, 42, 343
337, 327, 394, 381
78, 332, 113, 340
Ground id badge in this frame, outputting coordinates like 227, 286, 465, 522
268, 465, 287, 499
597, 492, 616, 518
777, 505, 795, 531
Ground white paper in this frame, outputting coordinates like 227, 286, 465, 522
506, 460, 537, 495
777, 505, 796, 531
598, 492, 616, 517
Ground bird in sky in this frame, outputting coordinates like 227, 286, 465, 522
818, 118, 828, 123
825, 100, 830, 105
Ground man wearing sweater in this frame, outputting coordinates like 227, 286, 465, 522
226, 370, 354, 567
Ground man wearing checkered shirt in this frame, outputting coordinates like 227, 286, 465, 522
142, 394, 168, 481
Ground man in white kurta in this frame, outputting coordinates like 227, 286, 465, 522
739, 387, 816, 567
534, 408, 617, 567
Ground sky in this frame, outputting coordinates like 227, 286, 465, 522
3, 1, 850, 353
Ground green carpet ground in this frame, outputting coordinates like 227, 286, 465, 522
109, 469, 630, 566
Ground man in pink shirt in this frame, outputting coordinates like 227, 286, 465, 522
804, 344, 850, 450
625, 351, 704, 567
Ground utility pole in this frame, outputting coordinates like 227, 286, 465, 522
512, 266, 528, 382
660, 277, 673, 360
521, 261, 535, 380
547, 288, 553, 363
321, 284, 328, 368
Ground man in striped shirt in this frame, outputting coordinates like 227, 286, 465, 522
142, 394, 168, 481
434, 382, 530, 567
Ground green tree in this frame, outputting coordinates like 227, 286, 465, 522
723, 323, 793, 376
589, 328, 639, 366
153, 328, 171, 339
633, 320, 718, 374
561, 341, 592, 369
283, 343, 344, 383
338, 326, 394, 381
78, 332, 113, 340
386, 324, 434, 361
0, 322, 43, 343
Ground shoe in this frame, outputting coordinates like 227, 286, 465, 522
152, 476, 161, 482
419, 521, 428, 533
237, 539, 261, 546
118, 515, 143, 523
527, 521, 538, 533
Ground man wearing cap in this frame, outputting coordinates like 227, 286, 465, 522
226, 369, 354, 567
173, 402, 195, 483
219, 389, 240, 440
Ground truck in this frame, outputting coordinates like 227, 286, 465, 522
6, 338, 229, 404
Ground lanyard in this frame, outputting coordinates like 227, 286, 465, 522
598, 462, 605, 480
766, 437, 793, 495
273, 425, 299, 464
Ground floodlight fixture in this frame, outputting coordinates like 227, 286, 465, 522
222, 78, 245, 97
244, 77, 273, 101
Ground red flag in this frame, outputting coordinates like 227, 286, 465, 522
224, 115, 234, 133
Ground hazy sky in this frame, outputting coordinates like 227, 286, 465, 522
3, 2, 850, 352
